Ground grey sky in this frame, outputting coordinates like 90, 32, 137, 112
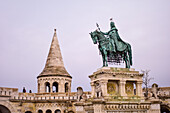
0, 0, 170, 92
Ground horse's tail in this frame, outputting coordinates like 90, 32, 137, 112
127, 44, 132, 66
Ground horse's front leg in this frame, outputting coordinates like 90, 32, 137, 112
101, 51, 105, 67
124, 52, 130, 68
102, 55, 106, 67
105, 55, 108, 66
125, 59, 129, 68
104, 49, 108, 67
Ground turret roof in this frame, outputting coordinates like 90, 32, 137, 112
38, 29, 70, 78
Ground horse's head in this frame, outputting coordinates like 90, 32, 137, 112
90, 30, 98, 44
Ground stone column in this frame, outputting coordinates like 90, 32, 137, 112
119, 80, 126, 96
100, 80, 108, 96
38, 83, 40, 93
68, 82, 71, 93
90, 82, 95, 97
50, 82, 53, 93
41, 82, 46, 93
59, 79, 65, 93
39, 82, 43, 93
136, 81, 143, 97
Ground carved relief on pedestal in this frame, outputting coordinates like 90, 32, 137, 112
125, 81, 134, 95
107, 80, 119, 95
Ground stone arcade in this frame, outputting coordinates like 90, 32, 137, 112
0, 29, 169, 113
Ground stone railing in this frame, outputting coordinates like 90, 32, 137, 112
105, 104, 150, 111
11, 95, 78, 101
10, 92, 92, 101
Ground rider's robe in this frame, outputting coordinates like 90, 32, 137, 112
101, 27, 128, 52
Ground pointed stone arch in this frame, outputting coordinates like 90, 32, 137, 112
45, 82, 50, 93
65, 82, 69, 92
52, 82, 59, 93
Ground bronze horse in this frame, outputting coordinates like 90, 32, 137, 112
90, 30, 132, 68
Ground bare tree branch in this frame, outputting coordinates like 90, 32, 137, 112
141, 69, 154, 98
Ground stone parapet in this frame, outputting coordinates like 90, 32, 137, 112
0, 87, 18, 97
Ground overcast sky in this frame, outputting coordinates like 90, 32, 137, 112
0, 0, 170, 92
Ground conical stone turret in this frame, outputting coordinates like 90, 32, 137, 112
38, 29, 70, 77
37, 29, 72, 93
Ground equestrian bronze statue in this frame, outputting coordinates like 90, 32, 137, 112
90, 18, 132, 68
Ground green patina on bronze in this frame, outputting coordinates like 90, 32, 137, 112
90, 19, 132, 68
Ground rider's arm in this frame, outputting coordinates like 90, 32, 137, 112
100, 31, 108, 35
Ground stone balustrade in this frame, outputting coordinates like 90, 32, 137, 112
105, 104, 150, 110
11, 95, 77, 101
0, 86, 92, 102
9, 91, 92, 102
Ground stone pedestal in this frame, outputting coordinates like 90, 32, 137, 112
74, 102, 85, 113
89, 67, 144, 99
149, 99, 161, 113
93, 104, 104, 113
92, 99, 105, 113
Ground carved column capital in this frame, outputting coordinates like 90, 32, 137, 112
137, 81, 143, 84
119, 80, 126, 85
